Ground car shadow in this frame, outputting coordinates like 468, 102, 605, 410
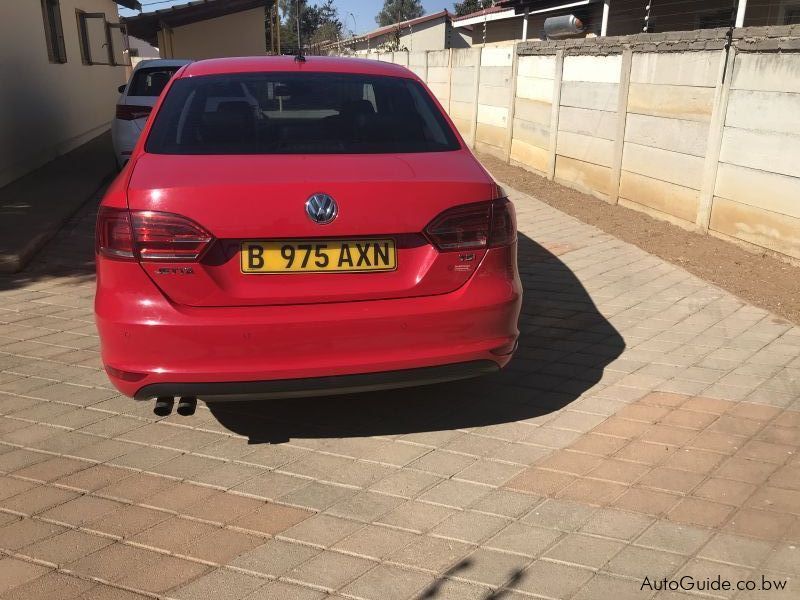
207, 233, 625, 444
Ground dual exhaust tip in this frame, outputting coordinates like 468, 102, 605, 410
154, 396, 197, 417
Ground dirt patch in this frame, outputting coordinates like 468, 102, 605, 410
479, 153, 800, 326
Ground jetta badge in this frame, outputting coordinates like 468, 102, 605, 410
305, 193, 338, 225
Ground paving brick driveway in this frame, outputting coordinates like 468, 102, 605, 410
0, 183, 798, 600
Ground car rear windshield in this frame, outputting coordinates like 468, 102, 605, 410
145, 72, 461, 155
128, 66, 180, 97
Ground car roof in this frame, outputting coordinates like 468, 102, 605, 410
181, 56, 415, 79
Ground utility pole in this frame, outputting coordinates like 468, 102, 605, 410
395, 0, 405, 49
268, 1, 274, 53
275, 0, 281, 54
296, 0, 301, 53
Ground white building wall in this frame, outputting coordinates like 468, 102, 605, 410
158, 8, 266, 60
0, 0, 128, 187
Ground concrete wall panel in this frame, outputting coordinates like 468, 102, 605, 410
631, 51, 721, 87
625, 113, 709, 157
451, 68, 475, 87
622, 143, 705, 190
478, 85, 509, 107
560, 82, 619, 111
557, 131, 615, 168
516, 76, 554, 103
627, 83, 715, 122
732, 53, 800, 93
620, 171, 699, 223
427, 66, 450, 83
563, 55, 622, 84
428, 50, 450, 67
726, 90, 800, 135
719, 127, 800, 179
451, 83, 475, 103
515, 98, 552, 126
477, 104, 508, 128
480, 67, 513, 87
559, 107, 617, 141
393, 51, 409, 66
710, 197, 800, 260
513, 119, 550, 149
518, 55, 556, 79
715, 163, 800, 219
452, 48, 478, 67
409, 52, 427, 67
481, 46, 514, 67
450, 100, 474, 121
511, 139, 550, 173
555, 156, 612, 197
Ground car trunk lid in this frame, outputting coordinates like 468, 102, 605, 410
126, 151, 493, 307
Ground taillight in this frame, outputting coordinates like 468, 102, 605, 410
96, 206, 134, 259
131, 211, 212, 261
96, 207, 213, 262
425, 199, 516, 252
116, 104, 151, 120
489, 198, 516, 247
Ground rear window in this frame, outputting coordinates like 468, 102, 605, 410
128, 66, 180, 97
145, 72, 461, 155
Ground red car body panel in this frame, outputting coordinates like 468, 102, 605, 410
95, 56, 522, 400
126, 152, 494, 306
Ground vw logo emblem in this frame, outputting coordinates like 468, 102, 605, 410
305, 193, 337, 225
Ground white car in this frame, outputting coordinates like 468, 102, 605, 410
112, 59, 190, 168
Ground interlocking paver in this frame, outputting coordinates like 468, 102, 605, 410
280, 513, 362, 547
285, 550, 374, 591
332, 524, 417, 560
20, 528, 114, 566
171, 569, 266, 600
231, 538, 320, 576
1, 183, 799, 599
341, 564, 433, 600
0, 517, 65, 550
0, 557, 51, 595
0, 571, 95, 600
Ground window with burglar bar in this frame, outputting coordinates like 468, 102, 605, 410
41, 0, 67, 63
76, 10, 130, 66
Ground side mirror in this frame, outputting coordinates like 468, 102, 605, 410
118, 84, 127, 93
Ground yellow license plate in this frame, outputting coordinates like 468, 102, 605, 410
241, 239, 396, 273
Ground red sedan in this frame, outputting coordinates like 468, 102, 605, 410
95, 56, 521, 415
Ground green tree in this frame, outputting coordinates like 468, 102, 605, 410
453, 0, 493, 17
308, 0, 343, 46
375, 0, 425, 27
269, 0, 342, 53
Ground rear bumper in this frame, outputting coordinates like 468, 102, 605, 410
133, 360, 500, 401
95, 246, 521, 399
110, 119, 140, 165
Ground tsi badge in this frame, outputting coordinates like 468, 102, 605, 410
156, 266, 194, 275
305, 193, 338, 225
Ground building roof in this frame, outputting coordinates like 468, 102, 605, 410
117, 0, 141, 9
341, 10, 451, 45
452, 5, 512, 24
181, 55, 415, 79
122, 0, 266, 45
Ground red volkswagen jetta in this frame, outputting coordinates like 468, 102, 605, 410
95, 56, 521, 411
